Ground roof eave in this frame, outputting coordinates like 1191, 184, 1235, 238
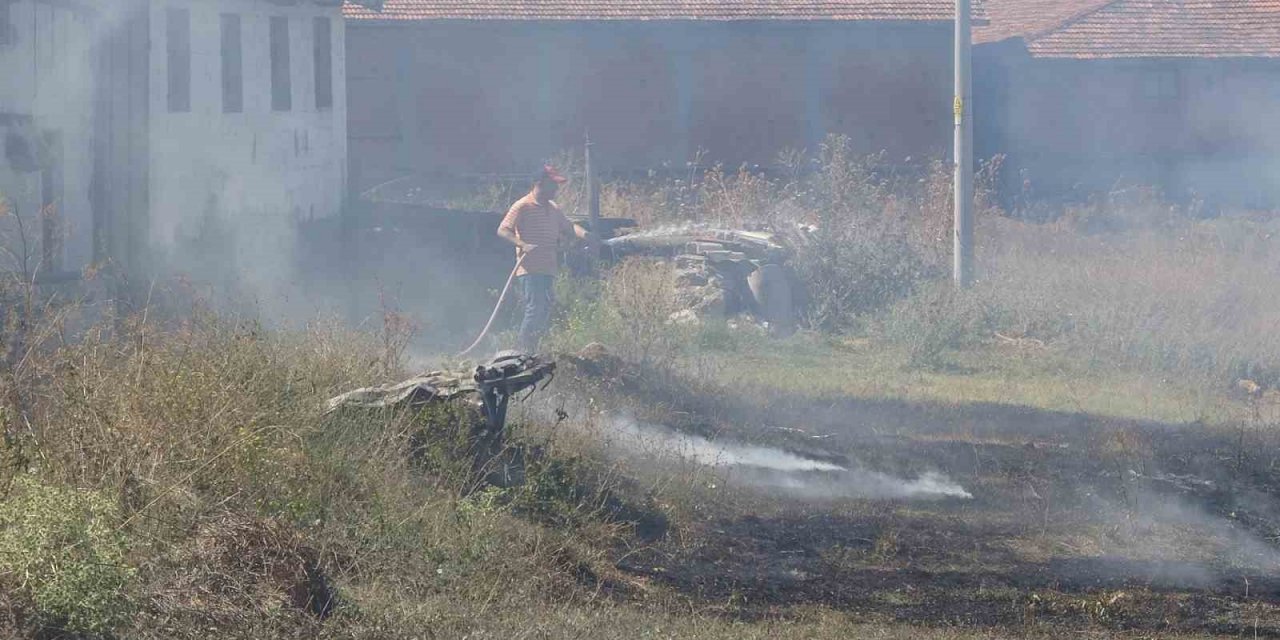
1027, 51, 1280, 60
345, 16, 967, 24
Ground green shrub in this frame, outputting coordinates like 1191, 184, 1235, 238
549, 261, 691, 368
407, 401, 487, 484
0, 476, 134, 635
548, 273, 612, 350
880, 283, 997, 370
792, 225, 935, 333
510, 453, 593, 525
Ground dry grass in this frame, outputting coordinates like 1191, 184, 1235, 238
976, 215, 1280, 387
1, 290, 1209, 639
2, 145, 1279, 638
0, 282, 624, 637
538, 137, 1280, 394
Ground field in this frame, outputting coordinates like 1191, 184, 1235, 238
2, 142, 1280, 638
530, 338, 1280, 637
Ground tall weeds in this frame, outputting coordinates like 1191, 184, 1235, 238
977, 217, 1280, 385
0, 240, 657, 636
542, 138, 1280, 387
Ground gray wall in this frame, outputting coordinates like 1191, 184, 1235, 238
977, 42, 1280, 211
347, 20, 954, 187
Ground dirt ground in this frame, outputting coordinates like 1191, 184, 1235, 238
553, 357, 1280, 636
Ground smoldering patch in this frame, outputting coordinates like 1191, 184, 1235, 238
603, 414, 972, 500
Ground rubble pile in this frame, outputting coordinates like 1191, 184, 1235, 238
604, 227, 796, 333
670, 253, 729, 323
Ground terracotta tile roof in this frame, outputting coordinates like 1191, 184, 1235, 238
980, 0, 1280, 58
975, 0, 1114, 43
1034, 0, 1280, 58
343, 0, 966, 22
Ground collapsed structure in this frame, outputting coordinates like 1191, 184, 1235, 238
605, 227, 797, 334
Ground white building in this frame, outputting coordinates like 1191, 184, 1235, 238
0, 0, 95, 276
0, 0, 358, 285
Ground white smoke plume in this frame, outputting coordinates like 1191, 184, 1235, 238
1094, 486, 1280, 578
604, 414, 972, 500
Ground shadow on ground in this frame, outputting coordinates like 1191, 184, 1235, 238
559, 357, 1280, 635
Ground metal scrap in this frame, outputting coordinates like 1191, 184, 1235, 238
326, 353, 557, 485
325, 352, 555, 415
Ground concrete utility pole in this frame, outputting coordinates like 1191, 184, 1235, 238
953, 0, 975, 288
584, 131, 601, 266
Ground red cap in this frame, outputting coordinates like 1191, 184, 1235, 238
542, 165, 569, 184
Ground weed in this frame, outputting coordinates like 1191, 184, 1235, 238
0, 476, 134, 635
549, 259, 690, 370
603, 259, 686, 368
548, 272, 610, 349
407, 401, 488, 485
457, 485, 511, 521
880, 283, 995, 370
871, 527, 902, 563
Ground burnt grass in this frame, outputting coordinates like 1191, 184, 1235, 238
560, 356, 1280, 635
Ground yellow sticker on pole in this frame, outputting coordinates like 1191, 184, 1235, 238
953, 96, 964, 122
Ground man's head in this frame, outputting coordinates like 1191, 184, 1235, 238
532, 165, 568, 202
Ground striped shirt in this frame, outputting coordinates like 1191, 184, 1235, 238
498, 192, 575, 276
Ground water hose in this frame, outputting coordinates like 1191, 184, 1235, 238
458, 252, 528, 357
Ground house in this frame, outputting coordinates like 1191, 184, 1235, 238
343, 0, 976, 188
0, 0, 96, 276
975, 0, 1280, 212
0, 0, 356, 284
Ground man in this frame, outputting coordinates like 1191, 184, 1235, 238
497, 165, 592, 353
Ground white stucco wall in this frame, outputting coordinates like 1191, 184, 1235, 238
0, 0, 96, 271
146, 0, 347, 290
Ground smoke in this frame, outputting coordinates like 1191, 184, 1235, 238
608, 414, 843, 472
603, 414, 972, 500
979, 45, 1280, 214
1095, 486, 1280, 578
757, 469, 974, 501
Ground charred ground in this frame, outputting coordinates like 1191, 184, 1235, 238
547, 344, 1280, 637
